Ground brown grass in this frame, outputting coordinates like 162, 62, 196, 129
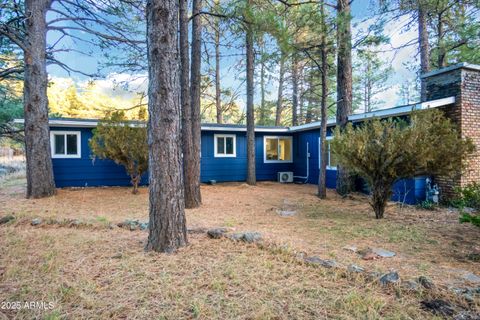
0, 174, 479, 319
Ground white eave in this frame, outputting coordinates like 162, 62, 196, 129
287, 96, 455, 132
13, 96, 455, 133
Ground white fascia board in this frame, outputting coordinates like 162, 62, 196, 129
288, 96, 455, 132
200, 126, 289, 133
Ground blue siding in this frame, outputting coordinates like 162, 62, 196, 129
200, 131, 293, 182
50, 127, 148, 188
50, 125, 427, 204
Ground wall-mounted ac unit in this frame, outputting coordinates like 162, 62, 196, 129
278, 172, 293, 183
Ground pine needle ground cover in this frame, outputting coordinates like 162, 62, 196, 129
1, 174, 479, 319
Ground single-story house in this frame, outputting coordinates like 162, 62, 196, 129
14, 63, 480, 204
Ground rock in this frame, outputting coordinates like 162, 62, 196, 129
421, 299, 455, 317
305, 256, 337, 268
226, 233, 244, 241
242, 232, 262, 243
372, 248, 396, 258
207, 228, 228, 239
112, 253, 123, 259
70, 219, 81, 227
402, 280, 419, 291
379, 272, 400, 286
139, 222, 148, 230
0, 215, 14, 225
118, 219, 148, 231
418, 276, 435, 289
187, 227, 208, 234
343, 245, 358, 253
347, 264, 364, 273
453, 311, 480, 320
463, 207, 477, 214
276, 209, 297, 217
362, 252, 380, 260
31, 218, 42, 226
462, 273, 480, 284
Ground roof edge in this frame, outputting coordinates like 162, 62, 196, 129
420, 63, 480, 79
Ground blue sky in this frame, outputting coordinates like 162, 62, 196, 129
46, 0, 421, 113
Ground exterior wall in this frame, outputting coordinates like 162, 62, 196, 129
424, 66, 480, 199
200, 130, 294, 182
50, 127, 148, 188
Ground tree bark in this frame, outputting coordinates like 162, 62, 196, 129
291, 53, 299, 126
214, 0, 223, 124
418, 3, 430, 102
318, 3, 328, 199
275, 53, 285, 126
436, 12, 445, 69
145, 0, 187, 253
180, 0, 199, 209
259, 36, 266, 125
336, 0, 354, 196
245, 0, 256, 185
187, 0, 203, 208
24, 0, 56, 199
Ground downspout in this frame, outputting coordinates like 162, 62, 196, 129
294, 142, 309, 183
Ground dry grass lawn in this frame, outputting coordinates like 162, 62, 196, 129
1, 171, 479, 319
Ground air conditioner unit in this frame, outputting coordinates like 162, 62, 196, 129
278, 172, 293, 183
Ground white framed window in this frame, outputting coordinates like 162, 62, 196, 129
214, 134, 236, 157
50, 131, 81, 159
264, 136, 293, 163
319, 136, 337, 170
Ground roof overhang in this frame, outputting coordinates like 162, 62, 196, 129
13, 96, 455, 133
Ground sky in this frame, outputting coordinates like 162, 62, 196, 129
46, 0, 422, 115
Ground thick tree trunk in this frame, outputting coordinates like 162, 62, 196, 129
436, 13, 445, 69
24, 0, 56, 199
336, 0, 354, 196
214, 0, 223, 124
245, 0, 256, 185
318, 4, 328, 199
275, 54, 285, 126
145, 0, 187, 253
418, 4, 430, 101
291, 54, 299, 126
180, 0, 200, 209
188, 0, 203, 208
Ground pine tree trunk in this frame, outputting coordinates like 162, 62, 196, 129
145, 0, 187, 253
436, 13, 445, 69
188, 0, 203, 208
246, 0, 256, 186
305, 68, 313, 124
259, 37, 266, 125
275, 54, 285, 126
291, 54, 299, 126
24, 0, 56, 199
318, 3, 328, 199
336, 0, 354, 196
214, 0, 223, 124
370, 181, 390, 219
180, 0, 200, 209
418, 4, 430, 101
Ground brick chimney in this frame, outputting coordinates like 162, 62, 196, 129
422, 63, 480, 200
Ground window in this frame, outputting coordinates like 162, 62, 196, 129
319, 136, 337, 170
264, 136, 292, 163
50, 131, 81, 158
214, 134, 236, 157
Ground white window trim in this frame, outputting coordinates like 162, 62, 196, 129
263, 136, 293, 163
50, 131, 81, 159
214, 134, 236, 158
319, 136, 337, 170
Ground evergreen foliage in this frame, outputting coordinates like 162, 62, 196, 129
331, 109, 475, 219
89, 111, 148, 194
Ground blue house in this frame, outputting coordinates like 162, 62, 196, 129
16, 63, 480, 205
16, 96, 457, 205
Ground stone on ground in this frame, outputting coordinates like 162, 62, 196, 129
343, 245, 358, 253
372, 248, 396, 258
0, 215, 14, 224
347, 264, 364, 273
31, 218, 42, 226
242, 232, 262, 243
462, 272, 480, 284
304, 256, 337, 268
207, 228, 228, 239
418, 276, 435, 289
379, 272, 400, 285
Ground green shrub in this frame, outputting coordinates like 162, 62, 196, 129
416, 200, 436, 211
452, 182, 480, 210
460, 212, 480, 228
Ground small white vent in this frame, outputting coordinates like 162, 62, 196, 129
277, 172, 293, 183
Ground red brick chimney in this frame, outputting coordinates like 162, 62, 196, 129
422, 63, 480, 200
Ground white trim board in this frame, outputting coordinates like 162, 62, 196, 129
50, 130, 82, 159
214, 134, 237, 157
